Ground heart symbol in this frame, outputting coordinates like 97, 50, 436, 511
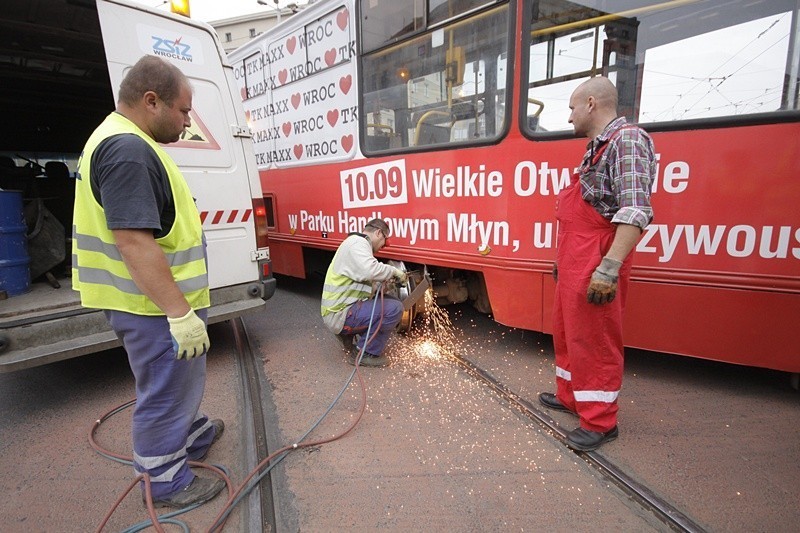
245, 110, 251, 122
286, 36, 296, 54
290, 227, 296, 235
341, 135, 353, 153
293, 144, 304, 159
324, 48, 337, 67
282, 122, 292, 137
327, 109, 339, 127
278, 69, 288, 85
291, 93, 301, 109
240, 87, 247, 100
337, 9, 348, 30
339, 75, 352, 95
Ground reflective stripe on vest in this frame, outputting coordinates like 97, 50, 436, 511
320, 271, 372, 317
72, 112, 210, 315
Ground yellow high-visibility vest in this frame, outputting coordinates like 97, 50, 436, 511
72, 112, 210, 315
320, 236, 373, 318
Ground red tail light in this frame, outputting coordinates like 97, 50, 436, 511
252, 197, 269, 248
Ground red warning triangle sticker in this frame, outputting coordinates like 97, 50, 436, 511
170, 109, 221, 150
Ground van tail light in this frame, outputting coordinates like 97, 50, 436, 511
252, 197, 269, 249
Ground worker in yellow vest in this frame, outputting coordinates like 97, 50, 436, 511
72, 55, 224, 508
321, 219, 407, 367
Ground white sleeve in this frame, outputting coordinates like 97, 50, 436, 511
335, 238, 397, 282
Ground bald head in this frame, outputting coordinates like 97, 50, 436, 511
568, 76, 619, 138
575, 77, 618, 111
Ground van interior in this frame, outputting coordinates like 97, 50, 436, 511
1, 0, 113, 284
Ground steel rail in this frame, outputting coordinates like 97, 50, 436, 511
231, 317, 278, 532
450, 354, 707, 533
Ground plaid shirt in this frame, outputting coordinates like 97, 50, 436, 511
579, 116, 655, 229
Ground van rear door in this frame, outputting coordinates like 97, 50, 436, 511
96, 0, 271, 297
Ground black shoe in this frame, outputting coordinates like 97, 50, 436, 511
194, 419, 224, 461
348, 348, 389, 367
566, 426, 619, 451
336, 333, 354, 351
538, 392, 573, 413
149, 476, 225, 509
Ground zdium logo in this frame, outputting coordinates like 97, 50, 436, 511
151, 36, 193, 62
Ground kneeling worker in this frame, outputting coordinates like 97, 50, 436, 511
321, 219, 407, 367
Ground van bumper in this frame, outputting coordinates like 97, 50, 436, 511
0, 280, 273, 373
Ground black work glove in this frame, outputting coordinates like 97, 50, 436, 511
587, 257, 622, 305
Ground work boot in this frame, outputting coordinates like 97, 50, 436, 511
149, 476, 225, 509
193, 419, 225, 461
335, 333, 354, 351
566, 426, 619, 452
538, 392, 574, 414
349, 348, 389, 367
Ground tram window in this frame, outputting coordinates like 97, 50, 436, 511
362, 0, 500, 52
428, 0, 499, 25
241, 52, 266, 101
523, 0, 800, 136
361, 0, 425, 53
361, 4, 510, 153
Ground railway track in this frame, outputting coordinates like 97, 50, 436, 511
448, 353, 707, 533
230, 317, 277, 532
231, 284, 706, 533
232, 309, 707, 533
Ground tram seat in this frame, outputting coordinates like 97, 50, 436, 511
365, 134, 391, 151
451, 100, 481, 121
416, 123, 451, 146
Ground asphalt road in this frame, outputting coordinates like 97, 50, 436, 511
1, 273, 798, 532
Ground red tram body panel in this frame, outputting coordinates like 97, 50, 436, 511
230, 0, 800, 372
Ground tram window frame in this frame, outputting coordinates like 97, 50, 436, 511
241, 51, 267, 101
360, 0, 501, 53
359, 1, 513, 156
520, 0, 800, 140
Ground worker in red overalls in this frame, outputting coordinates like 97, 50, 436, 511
539, 77, 656, 451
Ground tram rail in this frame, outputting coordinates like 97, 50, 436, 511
231, 312, 706, 532
231, 317, 277, 532
450, 354, 707, 533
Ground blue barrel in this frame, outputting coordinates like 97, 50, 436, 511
0, 190, 31, 296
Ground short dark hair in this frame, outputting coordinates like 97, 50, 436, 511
118, 55, 189, 107
364, 218, 390, 238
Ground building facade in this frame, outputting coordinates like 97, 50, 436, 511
210, 11, 286, 54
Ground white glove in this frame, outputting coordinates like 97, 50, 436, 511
167, 309, 210, 360
393, 268, 408, 284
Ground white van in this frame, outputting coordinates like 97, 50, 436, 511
0, 0, 275, 372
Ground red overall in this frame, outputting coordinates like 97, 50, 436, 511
553, 142, 634, 433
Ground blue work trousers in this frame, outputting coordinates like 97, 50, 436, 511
105, 309, 216, 499
341, 296, 403, 355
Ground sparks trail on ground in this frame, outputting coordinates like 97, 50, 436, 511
366, 288, 596, 509
385, 288, 460, 368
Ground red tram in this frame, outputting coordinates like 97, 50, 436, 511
230, 0, 800, 372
